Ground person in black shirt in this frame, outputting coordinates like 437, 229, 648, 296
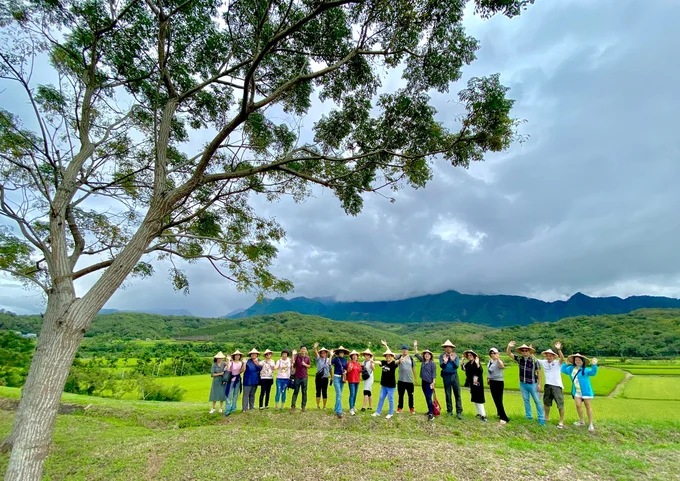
371, 348, 398, 419
462, 350, 487, 422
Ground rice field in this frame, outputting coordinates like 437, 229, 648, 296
622, 376, 680, 401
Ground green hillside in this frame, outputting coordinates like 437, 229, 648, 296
183, 309, 680, 357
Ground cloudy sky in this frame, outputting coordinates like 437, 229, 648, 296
2, 0, 680, 317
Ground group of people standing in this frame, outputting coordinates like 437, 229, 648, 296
208, 338, 599, 429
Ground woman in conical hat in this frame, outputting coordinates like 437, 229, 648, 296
561, 353, 599, 432
346, 350, 362, 416
224, 350, 246, 416
241, 349, 263, 413
313, 342, 331, 410
361, 348, 375, 412
330, 346, 350, 418
258, 349, 276, 410
371, 348, 397, 419
209, 351, 228, 414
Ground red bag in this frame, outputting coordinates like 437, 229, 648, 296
433, 392, 441, 416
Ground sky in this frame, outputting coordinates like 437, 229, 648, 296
2, 0, 680, 318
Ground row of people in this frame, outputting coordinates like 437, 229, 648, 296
208, 339, 599, 428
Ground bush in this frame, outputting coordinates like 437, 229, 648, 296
137, 377, 185, 402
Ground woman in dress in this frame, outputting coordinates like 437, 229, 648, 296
258, 349, 276, 410
487, 347, 509, 424
224, 350, 245, 416
360, 349, 374, 412
209, 351, 228, 414
462, 350, 487, 422
346, 350, 362, 416
274, 349, 292, 409
561, 353, 599, 431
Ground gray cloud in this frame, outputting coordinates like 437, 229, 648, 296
2, 0, 680, 317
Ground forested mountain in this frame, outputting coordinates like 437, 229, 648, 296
191, 309, 680, 357
224, 290, 680, 326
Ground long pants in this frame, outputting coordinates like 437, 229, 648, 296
259, 378, 273, 408
275, 378, 288, 405
422, 383, 434, 415
376, 386, 395, 415
225, 378, 241, 414
333, 376, 345, 414
242, 384, 258, 411
291, 377, 308, 409
442, 373, 463, 414
489, 380, 509, 421
315, 373, 329, 399
348, 382, 359, 410
519, 382, 545, 424
474, 403, 486, 417
397, 381, 415, 410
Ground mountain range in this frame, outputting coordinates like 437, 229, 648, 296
223, 290, 680, 327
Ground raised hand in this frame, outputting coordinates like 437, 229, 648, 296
554, 341, 562, 350
313, 342, 319, 349
413, 340, 418, 348
592, 357, 599, 365
292, 349, 297, 356
380, 339, 388, 347
508, 341, 516, 348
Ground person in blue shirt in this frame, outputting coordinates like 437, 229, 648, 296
330, 346, 349, 418
242, 348, 263, 412
561, 353, 599, 432
439, 339, 463, 419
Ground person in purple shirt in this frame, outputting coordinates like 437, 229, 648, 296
290, 345, 311, 412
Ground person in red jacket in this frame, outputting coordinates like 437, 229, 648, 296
346, 350, 362, 416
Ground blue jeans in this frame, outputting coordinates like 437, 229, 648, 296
333, 376, 345, 414
225, 378, 241, 414
422, 383, 434, 415
520, 382, 545, 424
275, 378, 288, 405
348, 382, 359, 410
376, 386, 395, 415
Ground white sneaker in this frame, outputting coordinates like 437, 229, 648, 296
209, 408, 215, 414
573, 421, 585, 426
350, 409, 355, 416
588, 424, 595, 432
371, 412, 380, 417
385, 414, 393, 419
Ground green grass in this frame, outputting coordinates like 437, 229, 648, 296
1, 386, 679, 480
622, 376, 680, 401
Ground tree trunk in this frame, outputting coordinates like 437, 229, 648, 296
3, 205, 166, 481
3, 292, 84, 481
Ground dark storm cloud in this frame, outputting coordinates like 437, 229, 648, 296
3, 0, 679, 317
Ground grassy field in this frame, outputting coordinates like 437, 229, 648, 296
622, 376, 680, 401
1, 386, 679, 481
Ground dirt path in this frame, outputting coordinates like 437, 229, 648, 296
609, 369, 633, 398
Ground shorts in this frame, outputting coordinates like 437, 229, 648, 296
573, 395, 594, 400
363, 390, 372, 397
543, 384, 564, 409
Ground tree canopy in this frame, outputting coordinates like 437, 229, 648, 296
0, 0, 530, 301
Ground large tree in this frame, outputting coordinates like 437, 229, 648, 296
0, 0, 532, 478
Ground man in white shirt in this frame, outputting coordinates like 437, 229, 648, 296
537, 342, 566, 429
